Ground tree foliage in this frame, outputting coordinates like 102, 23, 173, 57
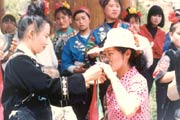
5, 0, 31, 21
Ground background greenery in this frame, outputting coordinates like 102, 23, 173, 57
4, 0, 30, 21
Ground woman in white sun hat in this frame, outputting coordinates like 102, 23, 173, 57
98, 28, 150, 119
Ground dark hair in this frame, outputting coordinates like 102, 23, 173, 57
115, 47, 147, 74
18, 15, 48, 39
124, 14, 141, 23
73, 10, 90, 19
54, 6, 72, 18
27, 1, 45, 17
123, 7, 141, 23
175, 9, 180, 16
18, 0, 50, 39
1, 14, 16, 24
99, 0, 121, 8
147, 5, 165, 27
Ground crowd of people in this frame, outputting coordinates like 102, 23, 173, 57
0, 0, 180, 120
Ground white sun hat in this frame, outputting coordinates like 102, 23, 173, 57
87, 28, 141, 55
103, 27, 140, 50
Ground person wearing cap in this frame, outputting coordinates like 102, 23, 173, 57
97, 28, 149, 119
61, 6, 93, 119
61, 6, 94, 75
61, 6, 109, 119
121, 7, 153, 94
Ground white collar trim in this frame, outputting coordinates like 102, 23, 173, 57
17, 42, 37, 60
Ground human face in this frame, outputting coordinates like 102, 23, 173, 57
74, 12, 90, 32
55, 12, 72, 32
104, 47, 128, 73
104, 0, 121, 22
1, 20, 16, 34
129, 17, 140, 33
31, 22, 50, 54
170, 23, 180, 48
150, 14, 162, 27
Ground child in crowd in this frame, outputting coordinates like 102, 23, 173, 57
88, 1, 129, 118
121, 7, 153, 70
61, 7, 94, 119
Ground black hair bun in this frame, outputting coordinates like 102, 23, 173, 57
26, 0, 44, 17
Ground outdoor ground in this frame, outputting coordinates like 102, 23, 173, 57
150, 83, 157, 120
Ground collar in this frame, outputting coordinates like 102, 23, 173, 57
56, 26, 75, 35
16, 42, 37, 60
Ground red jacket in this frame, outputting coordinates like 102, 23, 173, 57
140, 24, 166, 59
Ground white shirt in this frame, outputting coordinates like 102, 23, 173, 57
36, 38, 58, 68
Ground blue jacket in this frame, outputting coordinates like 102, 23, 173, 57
61, 32, 99, 72
92, 21, 129, 46
163, 32, 171, 52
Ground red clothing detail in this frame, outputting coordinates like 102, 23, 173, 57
89, 80, 98, 120
0, 65, 4, 120
106, 67, 150, 120
140, 24, 166, 59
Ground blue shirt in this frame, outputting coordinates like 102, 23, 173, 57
61, 32, 99, 72
92, 20, 129, 46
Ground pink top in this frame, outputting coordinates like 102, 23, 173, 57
106, 67, 149, 120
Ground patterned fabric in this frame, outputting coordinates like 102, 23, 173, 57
53, 27, 76, 60
61, 32, 99, 73
106, 67, 150, 120
153, 43, 177, 81
92, 20, 129, 46
153, 54, 170, 81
